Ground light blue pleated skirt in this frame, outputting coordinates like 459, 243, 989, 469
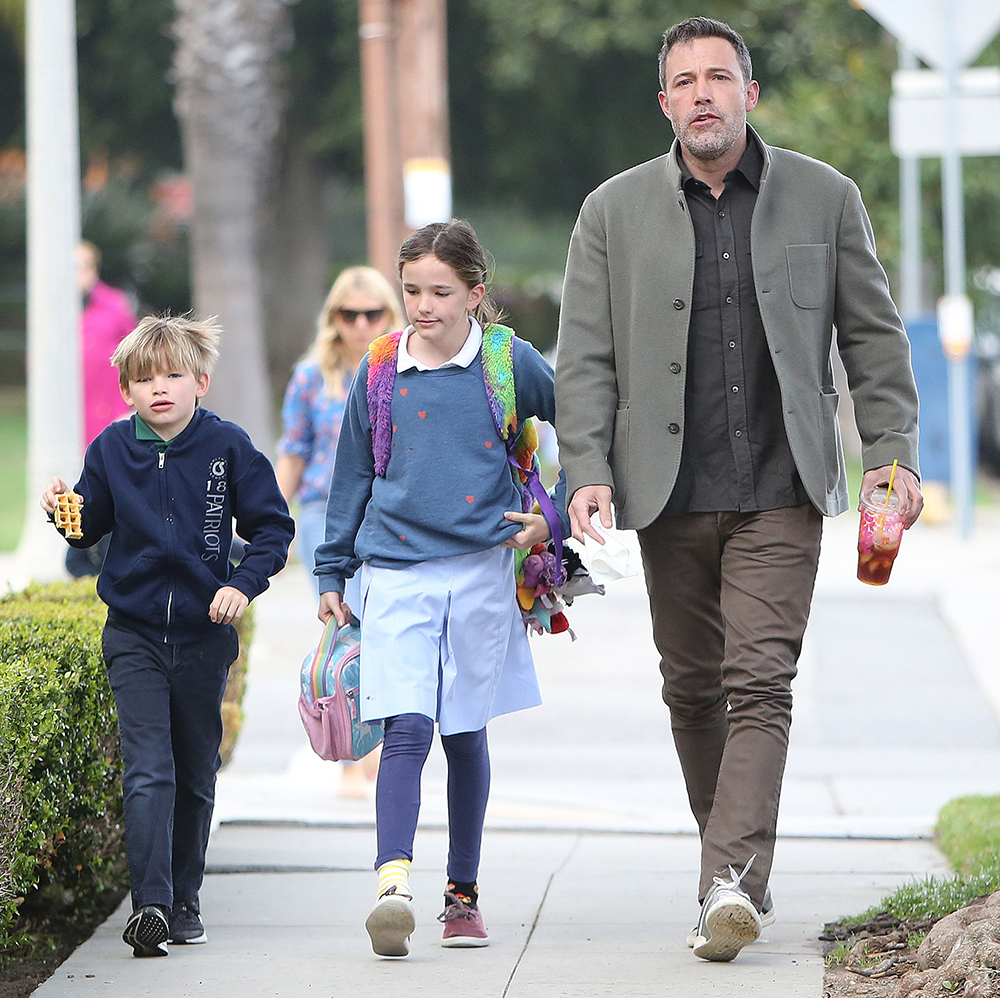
357, 546, 541, 735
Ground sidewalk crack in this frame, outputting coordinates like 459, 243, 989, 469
503, 834, 582, 997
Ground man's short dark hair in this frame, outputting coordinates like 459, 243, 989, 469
658, 17, 753, 92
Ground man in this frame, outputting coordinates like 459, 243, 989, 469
555, 16, 921, 963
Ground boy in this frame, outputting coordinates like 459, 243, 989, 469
41, 315, 294, 957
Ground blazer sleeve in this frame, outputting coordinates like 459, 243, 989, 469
834, 179, 920, 477
554, 193, 621, 501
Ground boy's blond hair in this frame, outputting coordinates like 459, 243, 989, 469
111, 314, 221, 388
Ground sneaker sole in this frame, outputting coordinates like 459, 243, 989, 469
169, 931, 208, 945
122, 911, 169, 958
365, 897, 415, 957
441, 933, 489, 948
692, 899, 761, 962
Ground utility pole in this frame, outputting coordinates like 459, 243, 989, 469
18, 0, 82, 580
359, 0, 403, 283
358, 0, 451, 283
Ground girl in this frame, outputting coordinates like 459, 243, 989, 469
315, 219, 567, 957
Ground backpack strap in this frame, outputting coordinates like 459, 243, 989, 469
482, 325, 564, 584
365, 324, 562, 582
367, 330, 404, 477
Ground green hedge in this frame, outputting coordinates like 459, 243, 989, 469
0, 579, 252, 959
0, 579, 125, 957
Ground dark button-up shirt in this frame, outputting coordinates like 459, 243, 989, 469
664, 130, 810, 516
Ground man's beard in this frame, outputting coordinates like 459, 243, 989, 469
676, 109, 745, 161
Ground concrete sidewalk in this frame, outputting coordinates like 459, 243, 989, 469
15, 510, 1000, 995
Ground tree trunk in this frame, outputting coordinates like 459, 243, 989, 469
260, 130, 330, 403
171, 0, 294, 451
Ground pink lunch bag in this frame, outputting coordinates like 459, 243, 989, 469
298, 618, 384, 762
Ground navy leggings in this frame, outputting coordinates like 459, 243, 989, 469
375, 713, 490, 883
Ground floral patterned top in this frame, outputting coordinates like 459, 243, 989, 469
277, 360, 355, 505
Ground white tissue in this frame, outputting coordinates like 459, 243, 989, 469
580, 511, 639, 584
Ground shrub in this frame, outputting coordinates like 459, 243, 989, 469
0, 579, 124, 958
0, 578, 252, 960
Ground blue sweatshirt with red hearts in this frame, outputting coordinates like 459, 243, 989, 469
62, 408, 294, 644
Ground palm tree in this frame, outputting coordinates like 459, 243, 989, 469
171, 0, 295, 450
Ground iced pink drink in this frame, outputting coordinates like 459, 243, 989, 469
857, 486, 904, 586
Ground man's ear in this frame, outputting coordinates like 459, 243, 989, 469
658, 91, 672, 122
745, 80, 760, 113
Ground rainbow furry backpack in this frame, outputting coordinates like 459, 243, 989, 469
366, 324, 567, 627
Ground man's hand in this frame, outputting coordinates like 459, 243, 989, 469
859, 465, 923, 529
40, 476, 69, 515
209, 586, 249, 624
319, 590, 351, 626
568, 484, 613, 544
503, 510, 551, 550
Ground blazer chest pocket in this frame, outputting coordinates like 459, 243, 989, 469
786, 243, 830, 309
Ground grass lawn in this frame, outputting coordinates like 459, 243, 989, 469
0, 387, 25, 552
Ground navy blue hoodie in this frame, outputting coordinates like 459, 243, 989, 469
66, 408, 294, 644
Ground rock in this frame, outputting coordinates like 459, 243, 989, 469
897, 891, 1000, 997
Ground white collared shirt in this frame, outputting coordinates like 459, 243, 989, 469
397, 316, 483, 372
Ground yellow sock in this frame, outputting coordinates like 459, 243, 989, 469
376, 859, 412, 900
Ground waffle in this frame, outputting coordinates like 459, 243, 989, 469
54, 491, 83, 539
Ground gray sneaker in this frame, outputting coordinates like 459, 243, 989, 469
686, 884, 773, 947
689, 856, 762, 962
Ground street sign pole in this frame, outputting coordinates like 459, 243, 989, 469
940, 1, 975, 539
898, 44, 922, 319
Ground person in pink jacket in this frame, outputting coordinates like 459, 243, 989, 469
77, 240, 137, 447
69, 240, 138, 577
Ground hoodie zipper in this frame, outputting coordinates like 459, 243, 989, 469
158, 448, 172, 640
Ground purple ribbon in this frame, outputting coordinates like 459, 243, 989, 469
506, 438, 564, 586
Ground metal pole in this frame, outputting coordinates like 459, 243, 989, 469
940, 0, 974, 539
18, 0, 82, 577
359, 0, 404, 283
898, 44, 922, 319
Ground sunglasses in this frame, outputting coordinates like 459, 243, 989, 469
338, 307, 386, 325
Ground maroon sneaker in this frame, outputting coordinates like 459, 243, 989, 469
438, 892, 489, 948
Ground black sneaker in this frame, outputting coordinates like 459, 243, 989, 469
169, 898, 207, 944
122, 905, 170, 957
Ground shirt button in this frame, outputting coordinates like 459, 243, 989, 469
726, 296, 733, 304
668, 422, 680, 434
729, 341, 736, 349
669, 362, 681, 374
719, 211, 725, 217
673, 298, 684, 309
732, 385, 740, 393
735, 429, 743, 438
723, 252, 730, 260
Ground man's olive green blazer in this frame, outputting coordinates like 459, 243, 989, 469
555, 126, 920, 530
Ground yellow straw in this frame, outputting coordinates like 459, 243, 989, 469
884, 460, 898, 508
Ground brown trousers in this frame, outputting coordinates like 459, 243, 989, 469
637, 504, 823, 907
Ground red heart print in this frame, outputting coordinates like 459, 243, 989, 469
418, 411, 427, 419
400, 388, 408, 396
466, 496, 475, 503
484, 441, 493, 449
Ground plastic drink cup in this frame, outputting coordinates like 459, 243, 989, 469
857, 486, 904, 586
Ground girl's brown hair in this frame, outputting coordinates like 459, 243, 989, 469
397, 218, 506, 328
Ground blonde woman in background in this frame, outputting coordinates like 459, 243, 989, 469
277, 267, 404, 796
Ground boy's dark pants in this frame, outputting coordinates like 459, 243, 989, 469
102, 620, 239, 910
